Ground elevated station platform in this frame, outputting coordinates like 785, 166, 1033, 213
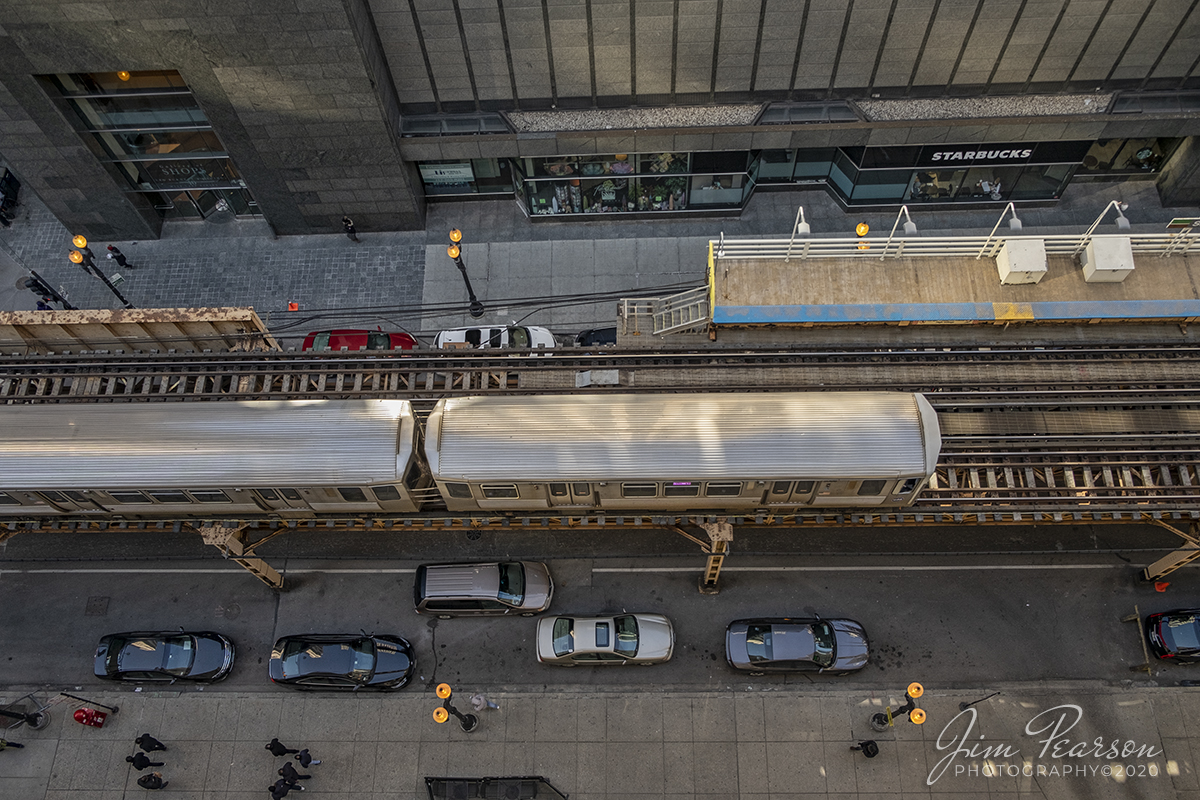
707, 228, 1200, 329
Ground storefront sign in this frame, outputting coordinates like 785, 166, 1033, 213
144, 160, 229, 189
1166, 217, 1200, 230
912, 141, 1093, 169
420, 163, 475, 185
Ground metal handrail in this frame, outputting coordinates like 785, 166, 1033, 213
710, 232, 1200, 261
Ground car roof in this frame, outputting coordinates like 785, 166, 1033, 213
276, 635, 370, 677
420, 562, 502, 599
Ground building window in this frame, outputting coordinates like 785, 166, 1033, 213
1078, 138, 1180, 175
418, 159, 512, 196
46, 71, 259, 221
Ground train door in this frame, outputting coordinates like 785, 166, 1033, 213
765, 481, 816, 505
250, 488, 315, 518
33, 490, 105, 514
547, 482, 596, 507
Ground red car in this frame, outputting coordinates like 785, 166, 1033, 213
301, 329, 416, 352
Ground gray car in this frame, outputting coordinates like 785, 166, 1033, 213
725, 617, 869, 675
414, 561, 553, 617
536, 613, 675, 666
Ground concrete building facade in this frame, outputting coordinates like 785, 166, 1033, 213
1, 0, 1198, 239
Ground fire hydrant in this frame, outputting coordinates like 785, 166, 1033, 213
73, 707, 107, 728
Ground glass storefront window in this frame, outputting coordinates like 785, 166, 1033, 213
956, 166, 1023, 200
850, 169, 910, 202
419, 159, 511, 195
1080, 138, 1179, 174
641, 152, 690, 174
689, 175, 747, 207
755, 150, 796, 182
794, 149, 836, 179
906, 169, 965, 202
1009, 164, 1072, 201
47, 70, 258, 220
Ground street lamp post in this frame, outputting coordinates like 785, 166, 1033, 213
69, 249, 134, 309
870, 681, 927, 732
447, 229, 485, 318
432, 682, 478, 732
21, 269, 77, 309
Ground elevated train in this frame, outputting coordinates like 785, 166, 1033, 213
0, 392, 941, 519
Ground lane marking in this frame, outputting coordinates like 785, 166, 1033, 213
593, 564, 1123, 572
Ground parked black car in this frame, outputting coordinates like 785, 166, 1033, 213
1146, 609, 1200, 662
574, 327, 617, 347
725, 617, 869, 675
94, 630, 235, 683
268, 633, 414, 690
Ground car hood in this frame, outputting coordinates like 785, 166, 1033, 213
635, 615, 674, 661
831, 619, 869, 671
526, 327, 556, 349
521, 562, 554, 612
367, 638, 413, 687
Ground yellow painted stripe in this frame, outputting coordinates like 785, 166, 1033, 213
992, 302, 1035, 321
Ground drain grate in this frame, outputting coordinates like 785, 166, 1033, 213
85, 596, 110, 616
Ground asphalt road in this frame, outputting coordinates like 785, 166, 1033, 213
1, 522, 1196, 695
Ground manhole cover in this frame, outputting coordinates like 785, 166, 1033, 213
217, 603, 241, 620
465, 530, 482, 541
85, 596, 110, 616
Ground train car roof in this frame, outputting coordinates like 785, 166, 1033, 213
427, 392, 940, 481
0, 399, 414, 489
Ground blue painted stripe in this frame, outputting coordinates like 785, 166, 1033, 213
713, 299, 1200, 325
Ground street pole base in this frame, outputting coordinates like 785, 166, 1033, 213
698, 577, 720, 595
870, 712, 890, 732
460, 713, 479, 732
30, 711, 51, 730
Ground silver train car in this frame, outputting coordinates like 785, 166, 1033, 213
425, 392, 942, 513
0, 400, 425, 518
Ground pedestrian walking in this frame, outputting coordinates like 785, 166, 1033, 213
850, 740, 880, 758
106, 245, 134, 269
279, 761, 310, 784
270, 777, 300, 796
136, 771, 167, 789
342, 216, 359, 242
294, 748, 320, 767
136, 734, 167, 753
0, 738, 25, 750
0, 214, 11, 229
470, 693, 500, 712
266, 738, 299, 757
36, 299, 52, 310
127, 753, 164, 771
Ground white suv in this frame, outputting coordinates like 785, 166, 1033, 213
434, 324, 556, 350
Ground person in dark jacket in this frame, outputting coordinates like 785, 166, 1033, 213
294, 748, 320, 767
136, 734, 167, 753
266, 738, 299, 757
126, 753, 163, 770
342, 216, 359, 242
279, 761, 310, 784
136, 771, 167, 789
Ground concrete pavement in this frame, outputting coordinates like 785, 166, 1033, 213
0, 683, 1194, 799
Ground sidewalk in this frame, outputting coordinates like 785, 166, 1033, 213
1, 683, 1195, 799
1, 165, 1196, 347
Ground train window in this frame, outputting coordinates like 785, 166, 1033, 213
109, 491, 150, 503
857, 480, 887, 496
65, 491, 88, 502
445, 483, 473, 499
39, 491, 67, 502
337, 487, 369, 503
0, 492, 22, 505
706, 482, 743, 497
280, 488, 303, 501
770, 481, 792, 495
897, 478, 919, 494
191, 490, 231, 503
621, 483, 658, 498
481, 484, 519, 499
149, 490, 191, 503
372, 485, 402, 502
795, 481, 815, 493
665, 483, 700, 497
571, 483, 591, 496
549, 483, 569, 497
255, 489, 280, 502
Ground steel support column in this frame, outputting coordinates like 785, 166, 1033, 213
194, 522, 284, 589
1141, 519, 1200, 580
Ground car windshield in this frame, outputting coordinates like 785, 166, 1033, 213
310, 332, 331, 350
552, 618, 574, 657
745, 625, 773, 663
613, 615, 639, 657
117, 636, 195, 676
280, 637, 375, 679
812, 621, 835, 668
508, 326, 531, 347
1166, 614, 1200, 651
497, 562, 526, 606
366, 332, 391, 350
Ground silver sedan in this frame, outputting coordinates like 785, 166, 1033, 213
725, 617, 869, 675
536, 613, 674, 666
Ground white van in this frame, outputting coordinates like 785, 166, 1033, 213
434, 324, 556, 350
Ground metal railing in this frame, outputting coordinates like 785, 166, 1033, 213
711, 231, 1200, 262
